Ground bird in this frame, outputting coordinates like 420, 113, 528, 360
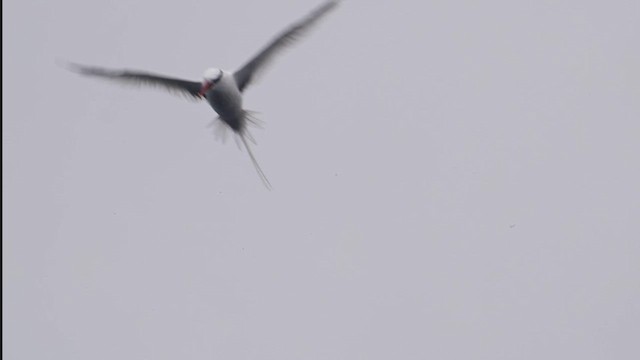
65, 0, 340, 189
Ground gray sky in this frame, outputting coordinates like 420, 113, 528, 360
4, 0, 640, 359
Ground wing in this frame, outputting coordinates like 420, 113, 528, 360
65, 62, 203, 100
233, 0, 339, 92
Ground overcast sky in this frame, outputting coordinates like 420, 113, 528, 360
4, 0, 640, 359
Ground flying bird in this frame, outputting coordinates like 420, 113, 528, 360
66, 0, 340, 189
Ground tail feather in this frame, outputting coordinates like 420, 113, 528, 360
239, 132, 272, 190
210, 110, 272, 189
244, 111, 265, 129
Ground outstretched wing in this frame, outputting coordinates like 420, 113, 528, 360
233, 0, 339, 92
65, 62, 203, 100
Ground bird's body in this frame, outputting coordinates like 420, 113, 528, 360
66, 0, 340, 188
205, 70, 245, 132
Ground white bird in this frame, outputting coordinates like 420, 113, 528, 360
66, 0, 340, 189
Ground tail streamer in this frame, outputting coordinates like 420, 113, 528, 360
239, 132, 272, 190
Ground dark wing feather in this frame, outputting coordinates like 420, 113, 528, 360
65, 62, 203, 100
233, 0, 339, 92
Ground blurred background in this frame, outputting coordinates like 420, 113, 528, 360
4, 0, 639, 359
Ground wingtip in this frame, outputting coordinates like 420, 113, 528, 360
57, 59, 86, 74
319, 0, 340, 11
327, 0, 342, 9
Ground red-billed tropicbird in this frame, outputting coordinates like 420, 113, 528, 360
66, 0, 340, 189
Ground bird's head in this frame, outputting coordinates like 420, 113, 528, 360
199, 68, 223, 97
